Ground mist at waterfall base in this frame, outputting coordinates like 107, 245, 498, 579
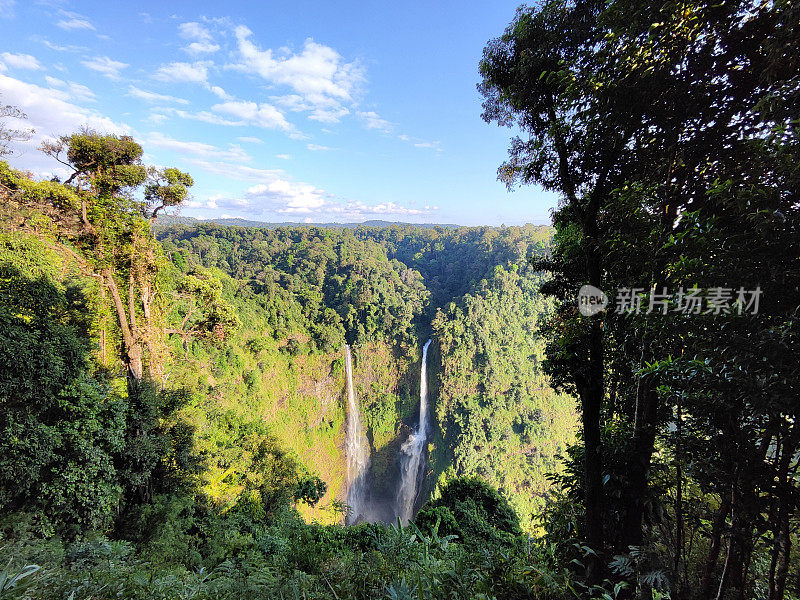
343, 339, 433, 525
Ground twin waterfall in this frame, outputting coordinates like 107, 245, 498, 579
344, 345, 369, 525
343, 339, 433, 525
396, 338, 433, 523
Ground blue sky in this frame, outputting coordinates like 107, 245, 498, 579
0, 0, 556, 225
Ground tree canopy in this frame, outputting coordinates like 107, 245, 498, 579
480, 0, 800, 596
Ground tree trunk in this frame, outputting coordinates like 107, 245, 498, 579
99, 283, 107, 365
620, 379, 659, 553
733, 532, 753, 600
127, 343, 144, 381
697, 489, 731, 600
619, 197, 677, 559
140, 281, 161, 380
103, 268, 143, 382
581, 250, 606, 585
718, 484, 746, 600
769, 432, 795, 600
716, 536, 733, 600
675, 399, 685, 596
771, 505, 791, 600
581, 369, 604, 584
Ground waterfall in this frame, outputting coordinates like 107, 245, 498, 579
396, 338, 433, 523
344, 345, 369, 524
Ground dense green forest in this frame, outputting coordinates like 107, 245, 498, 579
0, 140, 574, 596
150, 219, 571, 529
1, 0, 798, 598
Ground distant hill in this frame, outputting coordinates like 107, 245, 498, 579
153, 214, 463, 230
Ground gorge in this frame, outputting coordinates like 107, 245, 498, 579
147, 221, 576, 531
344, 338, 434, 524
396, 338, 432, 523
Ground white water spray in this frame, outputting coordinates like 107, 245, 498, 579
396, 339, 433, 523
344, 345, 369, 524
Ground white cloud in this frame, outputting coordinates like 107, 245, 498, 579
146, 113, 168, 125
171, 108, 243, 126
184, 159, 285, 182
176, 155, 437, 220
244, 180, 326, 214
398, 133, 442, 153
414, 141, 441, 150
339, 201, 437, 216
45, 76, 96, 102
357, 110, 394, 133
128, 85, 189, 104
40, 40, 87, 53
307, 143, 331, 151
179, 22, 220, 55
199, 191, 439, 219
307, 106, 350, 123
179, 22, 212, 41
209, 85, 232, 100
237, 136, 263, 144
205, 194, 223, 209
186, 41, 220, 54
0, 72, 130, 177
57, 11, 95, 31
272, 93, 349, 123
275, 154, 292, 160
82, 56, 128, 79
271, 94, 310, 111
0, 53, 42, 71
154, 61, 210, 84
146, 132, 250, 162
211, 100, 295, 134
229, 27, 364, 124
180, 162, 330, 216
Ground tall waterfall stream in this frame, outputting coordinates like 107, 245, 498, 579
343, 339, 433, 524
344, 344, 369, 524
396, 338, 432, 523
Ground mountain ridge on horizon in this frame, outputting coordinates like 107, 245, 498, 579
153, 214, 548, 230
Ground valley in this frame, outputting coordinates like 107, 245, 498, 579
153, 220, 576, 531
2, 0, 797, 596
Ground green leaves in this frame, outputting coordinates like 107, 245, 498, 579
173, 267, 240, 343
0, 562, 41, 598
0, 240, 127, 533
145, 167, 195, 220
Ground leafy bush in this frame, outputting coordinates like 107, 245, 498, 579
415, 476, 523, 549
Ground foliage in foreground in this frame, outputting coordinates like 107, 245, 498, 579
0, 478, 579, 600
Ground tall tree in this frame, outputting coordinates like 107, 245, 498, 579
0, 97, 33, 158
480, 0, 800, 595
34, 132, 194, 384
